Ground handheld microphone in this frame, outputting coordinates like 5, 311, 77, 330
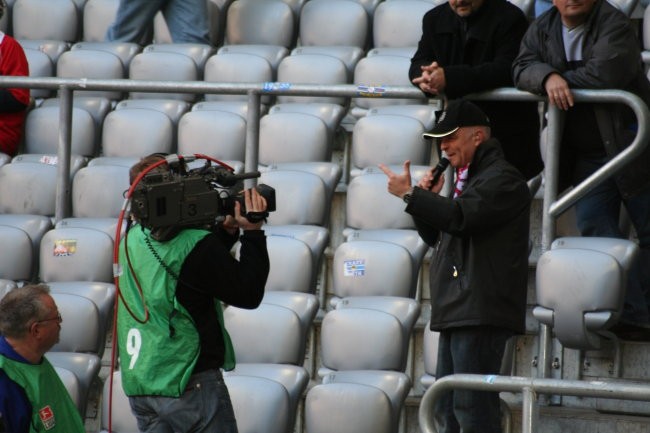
429, 157, 449, 189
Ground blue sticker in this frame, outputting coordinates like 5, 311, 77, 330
344, 259, 365, 277
357, 84, 387, 98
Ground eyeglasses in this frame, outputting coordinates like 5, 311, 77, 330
36, 313, 62, 324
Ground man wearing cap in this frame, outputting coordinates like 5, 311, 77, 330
380, 99, 530, 433
410, 0, 543, 180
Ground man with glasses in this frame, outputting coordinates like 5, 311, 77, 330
0, 284, 85, 433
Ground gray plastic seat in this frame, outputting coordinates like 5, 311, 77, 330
0, 161, 58, 215
276, 54, 349, 105
143, 43, 215, 74
13, 0, 78, 41
39, 227, 114, 283
351, 114, 429, 177
332, 240, 413, 299
259, 112, 330, 164
22, 48, 54, 99
71, 164, 130, 218
204, 52, 274, 102
372, 0, 433, 51
224, 375, 290, 433
71, 41, 142, 73
534, 241, 635, 350
81, 0, 119, 42
216, 44, 289, 74
101, 108, 174, 157
100, 371, 140, 433
128, 51, 199, 101
24, 106, 95, 156
49, 292, 102, 354
0, 226, 33, 281
56, 49, 125, 100
52, 366, 82, 413
177, 110, 246, 162
263, 236, 314, 293
47, 352, 102, 415
225, 0, 295, 47
366, 104, 439, 130
0, 214, 53, 278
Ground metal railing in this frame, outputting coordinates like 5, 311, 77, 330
2, 77, 649, 429
419, 374, 650, 433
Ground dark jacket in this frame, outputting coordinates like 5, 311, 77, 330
406, 139, 530, 333
513, 0, 650, 197
410, 0, 543, 179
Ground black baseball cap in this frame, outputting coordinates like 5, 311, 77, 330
423, 100, 491, 139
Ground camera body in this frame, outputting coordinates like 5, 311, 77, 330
130, 161, 275, 232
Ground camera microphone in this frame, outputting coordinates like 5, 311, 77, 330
429, 157, 450, 189
214, 170, 261, 187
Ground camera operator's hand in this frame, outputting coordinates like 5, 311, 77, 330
235, 188, 267, 230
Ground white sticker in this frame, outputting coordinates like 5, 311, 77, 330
343, 259, 365, 277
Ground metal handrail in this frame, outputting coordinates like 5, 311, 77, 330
419, 373, 650, 433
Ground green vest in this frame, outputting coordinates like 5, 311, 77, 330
117, 227, 235, 397
0, 355, 85, 433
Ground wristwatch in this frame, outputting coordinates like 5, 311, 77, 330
402, 187, 414, 204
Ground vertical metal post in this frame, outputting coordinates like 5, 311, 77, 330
537, 105, 563, 380
55, 86, 73, 223
245, 90, 261, 189
522, 386, 539, 433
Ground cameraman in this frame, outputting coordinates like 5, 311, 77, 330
117, 154, 270, 433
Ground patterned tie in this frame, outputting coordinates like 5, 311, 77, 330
453, 164, 469, 198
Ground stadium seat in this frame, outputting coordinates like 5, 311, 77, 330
47, 351, 102, 415
39, 226, 114, 283
81, 0, 119, 42
203, 51, 274, 104
100, 371, 140, 433
128, 50, 200, 101
420, 321, 440, 389
372, 0, 433, 53
0, 161, 58, 215
52, 366, 82, 413
49, 292, 102, 353
177, 110, 247, 162
224, 375, 291, 433
12, 0, 78, 42
350, 114, 429, 177
71, 164, 130, 218
366, 103, 439, 130
21, 48, 54, 99
24, 106, 96, 156
71, 41, 142, 74
0, 225, 33, 282
143, 43, 215, 76
259, 112, 330, 164
0, 214, 53, 279
19, 39, 70, 67
225, 0, 295, 47
294, 0, 368, 75
101, 107, 174, 157
352, 54, 426, 114
216, 44, 289, 76
331, 240, 413, 299
56, 48, 125, 100
260, 169, 328, 226
306, 296, 419, 433
260, 235, 314, 293
534, 237, 639, 350
152, 0, 225, 46
276, 54, 349, 105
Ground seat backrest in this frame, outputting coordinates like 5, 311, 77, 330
101, 371, 140, 433
177, 110, 247, 162
367, 103, 438, 131
535, 248, 625, 350
82, 0, 119, 42
22, 48, 54, 98
264, 236, 314, 293
0, 162, 58, 215
50, 292, 101, 353
47, 352, 102, 415
353, 54, 426, 109
0, 226, 33, 281
259, 169, 328, 226
56, 49, 124, 99
550, 236, 639, 273
143, 43, 215, 73
204, 52, 274, 102
53, 366, 82, 412
128, 51, 199, 101
332, 240, 413, 298
71, 164, 130, 218
276, 54, 349, 105
39, 227, 114, 283
299, 0, 368, 48
217, 44, 289, 73
225, 0, 295, 47
13, 0, 78, 41
351, 114, 429, 171
259, 112, 330, 164
101, 108, 174, 157
305, 382, 392, 433
373, 0, 433, 48
346, 171, 416, 230
225, 303, 304, 364
0, 213, 53, 262
320, 297, 420, 371
224, 375, 290, 433
71, 41, 142, 72
24, 106, 95, 156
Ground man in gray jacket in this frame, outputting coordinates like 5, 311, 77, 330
513, 0, 650, 338
380, 100, 530, 433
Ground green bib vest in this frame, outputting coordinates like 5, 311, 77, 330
0, 355, 85, 433
117, 227, 235, 397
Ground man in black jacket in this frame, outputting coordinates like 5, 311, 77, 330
410, 0, 543, 180
380, 100, 530, 433
513, 0, 650, 337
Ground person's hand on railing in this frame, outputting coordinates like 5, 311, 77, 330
544, 73, 574, 110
